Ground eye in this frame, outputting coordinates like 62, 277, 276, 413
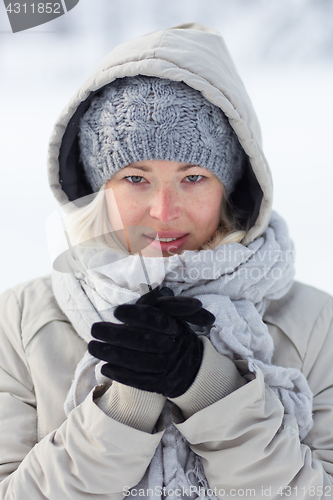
185, 174, 204, 183
124, 175, 145, 184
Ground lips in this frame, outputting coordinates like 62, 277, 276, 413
145, 232, 188, 239
143, 232, 189, 253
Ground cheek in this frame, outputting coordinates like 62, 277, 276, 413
196, 205, 220, 232
105, 187, 145, 228
188, 188, 222, 229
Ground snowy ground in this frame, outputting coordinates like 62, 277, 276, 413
0, 0, 332, 296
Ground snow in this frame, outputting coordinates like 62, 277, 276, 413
0, 0, 332, 296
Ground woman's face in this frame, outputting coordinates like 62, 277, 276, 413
105, 160, 224, 257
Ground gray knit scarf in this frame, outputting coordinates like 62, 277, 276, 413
52, 210, 313, 499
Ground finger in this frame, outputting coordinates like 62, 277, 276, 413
88, 341, 167, 373
136, 286, 175, 306
154, 296, 215, 325
181, 308, 216, 327
155, 296, 202, 317
91, 322, 127, 342
135, 285, 162, 306
101, 363, 165, 393
91, 322, 173, 352
158, 287, 174, 297
114, 304, 181, 335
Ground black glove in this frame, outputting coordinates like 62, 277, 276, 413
88, 286, 215, 398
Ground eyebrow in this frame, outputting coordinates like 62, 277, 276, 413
124, 164, 200, 172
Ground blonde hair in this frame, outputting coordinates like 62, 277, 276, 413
202, 195, 246, 249
64, 183, 246, 251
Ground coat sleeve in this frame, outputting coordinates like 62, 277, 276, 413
0, 289, 163, 500
174, 296, 333, 499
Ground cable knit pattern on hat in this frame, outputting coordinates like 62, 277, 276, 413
78, 76, 246, 195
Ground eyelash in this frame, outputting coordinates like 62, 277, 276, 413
123, 175, 205, 185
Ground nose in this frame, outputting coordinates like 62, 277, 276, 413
149, 186, 182, 223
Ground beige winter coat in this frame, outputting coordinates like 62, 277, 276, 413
1, 22, 333, 499
0, 277, 333, 499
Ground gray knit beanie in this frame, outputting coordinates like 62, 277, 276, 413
78, 76, 246, 196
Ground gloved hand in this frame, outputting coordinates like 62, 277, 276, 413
88, 286, 215, 398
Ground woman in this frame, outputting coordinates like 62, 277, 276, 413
1, 22, 333, 499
